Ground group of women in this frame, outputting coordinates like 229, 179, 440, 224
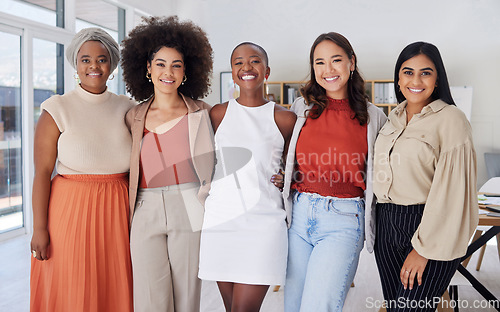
29, 14, 478, 312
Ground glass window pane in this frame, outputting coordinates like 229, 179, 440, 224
0, 31, 23, 233
0, 0, 59, 28
75, 0, 119, 33
75, 19, 118, 42
33, 38, 63, 124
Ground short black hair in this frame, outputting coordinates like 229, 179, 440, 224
394, 41, 455, 105
230, 42, 269, 67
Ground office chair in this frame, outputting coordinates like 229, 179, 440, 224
484, 152, 500, 179
461, 176, 500, 271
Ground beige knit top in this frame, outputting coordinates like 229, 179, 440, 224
41, 84, 136, 174
374, 99, 478, 261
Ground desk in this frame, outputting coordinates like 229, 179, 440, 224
456, 214, 500, 311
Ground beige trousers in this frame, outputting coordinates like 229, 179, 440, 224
130, 183, 204, 312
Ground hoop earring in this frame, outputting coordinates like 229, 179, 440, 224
181, 75, 187, 85
108, 74, 114, 81
146, 72, 151, 82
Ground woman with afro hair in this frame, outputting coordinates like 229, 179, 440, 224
121, 16, 215, 312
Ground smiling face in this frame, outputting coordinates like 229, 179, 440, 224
231, 44, 270, 91
313, 40, 354, 99
398, 53, 437, 107
147, 46, 185, 96
76, 41, 111, 94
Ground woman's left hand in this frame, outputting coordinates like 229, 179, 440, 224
270, 170, 284, 192
400, 249, 428, 290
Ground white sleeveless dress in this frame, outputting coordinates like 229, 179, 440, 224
198, 99, 288, 285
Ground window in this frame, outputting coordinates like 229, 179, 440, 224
33, 38, 64, 123
0, 30, 23, 234
0, 0, 62, 27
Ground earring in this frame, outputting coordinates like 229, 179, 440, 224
74, 72, 79, 81
146, 72, 151, 82
108, 74, 115, 81
181, 75, 187, 85
350, 71, 353, 79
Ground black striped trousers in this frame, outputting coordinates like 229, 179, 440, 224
374, 203, 461, 312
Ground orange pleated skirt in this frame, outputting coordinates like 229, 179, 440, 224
30, 174, 133, 312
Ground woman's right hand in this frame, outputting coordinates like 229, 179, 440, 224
30, 229, 50, 261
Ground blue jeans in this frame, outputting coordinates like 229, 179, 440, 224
284, 191, 365, 312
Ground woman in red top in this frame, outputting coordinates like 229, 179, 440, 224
276, 32, 387, 311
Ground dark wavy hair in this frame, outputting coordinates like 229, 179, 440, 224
301, 32, 368, 124
121, 16, 213, 101
394, 41, 455, 105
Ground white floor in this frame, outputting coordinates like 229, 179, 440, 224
1, 234, 499, 312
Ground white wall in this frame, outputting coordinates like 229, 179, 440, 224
116, 0, 173, 15
164, 0, 500, 186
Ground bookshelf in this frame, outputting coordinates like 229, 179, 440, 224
264, 81, 306, 109
365, 80, 398, 115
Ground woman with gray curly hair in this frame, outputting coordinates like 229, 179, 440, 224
30, 27, 135, 312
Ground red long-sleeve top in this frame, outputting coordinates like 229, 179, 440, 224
292, 98, 368, 198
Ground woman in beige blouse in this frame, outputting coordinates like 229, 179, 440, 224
373, 42, 478, 312
121, 16, 214, 312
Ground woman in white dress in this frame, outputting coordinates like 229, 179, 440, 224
198, 42, 296, 311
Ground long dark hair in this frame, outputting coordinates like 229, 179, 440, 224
394, 41, 455, 105
301, 32, 368, 124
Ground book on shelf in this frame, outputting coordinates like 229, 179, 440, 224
374, 83, 382, 103
288, 86, 296, 104
387, 83, 396, 104
374, 82, 397, 104
382, 83, 388, 103
283, 84, 289, 104
283, 84, 299, 104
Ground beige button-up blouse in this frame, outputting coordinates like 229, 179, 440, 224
374, 99, 478, 260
